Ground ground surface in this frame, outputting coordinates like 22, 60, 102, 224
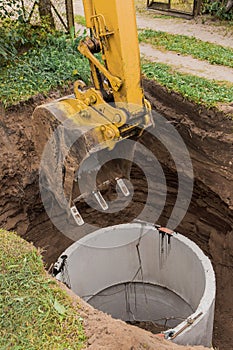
135, 1, 233, 60
1, 3, 233, 350
74, 0, 233, 83
137, 13, 233, 83
0, 230, 86, 349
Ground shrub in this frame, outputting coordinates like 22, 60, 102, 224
202, 0, 233, 20
0, 19, 61, 66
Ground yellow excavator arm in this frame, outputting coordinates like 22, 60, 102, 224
81, 0, 144, 107
73, 0, 152, 144
33, 0, 152, 224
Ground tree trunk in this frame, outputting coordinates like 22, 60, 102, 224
38, 0, 55, 28
226, 0, 233, 12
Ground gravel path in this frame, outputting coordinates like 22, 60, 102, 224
137, 15, 233, 48
140, 43, 233, 83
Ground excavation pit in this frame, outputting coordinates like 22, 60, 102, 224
2, 78, 232, 349
55, 222, 216, 347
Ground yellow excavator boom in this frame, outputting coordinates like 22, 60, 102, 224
82, 0, 144, 108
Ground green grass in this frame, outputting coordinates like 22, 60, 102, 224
152, 14, 175, 19
0, 34, 90, 107
0, 229, 86, 349
138, 29, 233, 68
142, 60, 233, 106
1, 29, 233, 109
74, 15, 86, 27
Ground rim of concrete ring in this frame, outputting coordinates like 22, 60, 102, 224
62, 222, 216, 339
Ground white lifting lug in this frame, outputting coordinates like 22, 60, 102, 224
70, 206, 84, 226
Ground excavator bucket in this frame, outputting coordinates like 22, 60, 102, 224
32, 96, 137, 227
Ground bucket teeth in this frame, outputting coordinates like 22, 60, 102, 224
70, 206, 84, 226
116, 178, 130, 197
93, 190, 108, 211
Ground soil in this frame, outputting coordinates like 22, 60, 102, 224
127, 320, 169, 334
1, 81, 232, 349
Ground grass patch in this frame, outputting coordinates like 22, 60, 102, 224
0, 19, 61, 67
74, 14, 86, 26
152, 14, 175, 19
138, 29, 233, 68
0, 229, 86, 349
135, 0, 148, 14
141, 60, 233, 106
0, 34, 90, 107
1, 28, 232, 109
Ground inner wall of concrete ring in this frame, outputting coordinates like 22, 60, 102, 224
57, 222, 216, 347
